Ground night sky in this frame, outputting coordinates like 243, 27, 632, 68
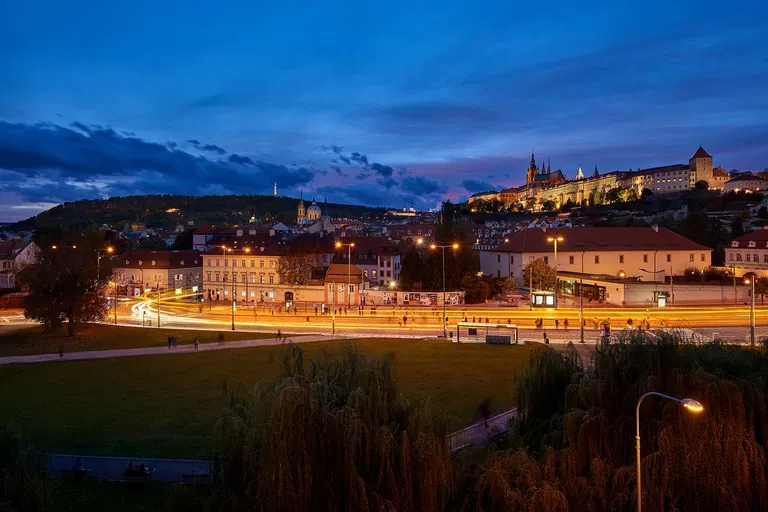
1, 1, 767, 221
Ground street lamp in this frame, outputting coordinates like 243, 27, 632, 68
635, 392, 703, 512
745, 277, 756, 346
430, 242, 459, 337
335, 241, 355, 306
96, 246, 114, 279
222, 245, 235, 331
546, 236, 564, 308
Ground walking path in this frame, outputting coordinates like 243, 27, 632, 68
448, 408, 517, 452
0, 335, 334, 365
47, 453, 210, 482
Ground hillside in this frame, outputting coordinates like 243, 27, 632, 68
8, 194, 388, 231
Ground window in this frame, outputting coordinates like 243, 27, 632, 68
569, 256, 574, 265
363, 270, 368, 278
666, 254, 671, 262
702, 254, 707, 262
372, 270, 377, 279
241, 260, 245, 267
269, 274, 274, 284
619, 255, 624, 264
338, 284, 344, 293
594, 255, 600, 264
223, 272, 228, 282
224, 259, 228, 267
510, 256, 514, 264
328, 284, 333, 292
232, 260, 237, 267
544, 256, 549, 264
349, 285, 354, 293
241, 274, 246, 283
250, 259, 255, 267
215, 272, 220, 282
175, 273, 182, 281
764, 254, 768, 264
270, 260, 274, 268
232, 272, 237, 281
250, 273, 255, 284
206, 271, 211, 281
386, 270, 391, 277
689, 253, 694, 262
259, 274, 265, 284
215, 259, 220, 267
260, 260, 265, 268
730, 253, 734, 261
207, 259, 211, 266
737, 253, 743, 262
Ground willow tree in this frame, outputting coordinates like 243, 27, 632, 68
207, 345, 450, 511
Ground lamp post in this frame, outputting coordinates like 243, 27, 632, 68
547, 236, 564, 308
635, 392, 703, 512
156, 277, 161, 328
580, 250, 585, 344
430, 243, 459, 337
96, 246, 114, 280
335, 242, 355, 306
745, 277, 756, 346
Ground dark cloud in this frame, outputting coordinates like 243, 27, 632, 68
338, 154, 351, 165
188, 139, 227, 155
0, 121, 315, 207
350, 152, 368, 167
331, 165, 349, 178
462, 179, 496, 193
401, 175, 445, 196
370, 162, 394, 177
377, 177, 398, 190
355, 173, 368, 180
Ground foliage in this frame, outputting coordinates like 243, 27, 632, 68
0, 422, 53, 512
759, 206, 768, 220
672, 211, 729, 266
450, 333, 768, 510
276, 250, 323, 285
523, 258, 556, 291
170, 229, 194, 250
694, 180, 710, 190
641, 187, 654, 199
541, 199, 557, 212
731, 216, 745, 238
8, 194, 386, 231
17, 230, 109, 336
205, 345, 450, 511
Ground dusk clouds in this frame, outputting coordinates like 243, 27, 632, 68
1, 1, 767, 220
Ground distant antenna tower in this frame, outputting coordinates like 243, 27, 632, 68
273, 183, 277, 197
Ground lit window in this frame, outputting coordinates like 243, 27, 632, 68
594, 255, 600, 264
569, 256, 574, 264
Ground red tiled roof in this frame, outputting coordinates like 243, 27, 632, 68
713, 167, 729, 178
691, 146, 711, 159
115, 250, 202, 269
730, 230, 768, 245
490, 227, 710, 253
0, 241, 31, 260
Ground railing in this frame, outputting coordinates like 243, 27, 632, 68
447, 407, 517, 452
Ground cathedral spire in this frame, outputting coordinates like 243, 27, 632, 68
547, 158, 551, 174
593, 165, 599, 177
530, 152, 537, 171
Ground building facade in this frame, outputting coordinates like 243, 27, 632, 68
479, 227, 711, 286
112, 249, 202, 298
723, 174, 768, 193
0, 241, 39, 289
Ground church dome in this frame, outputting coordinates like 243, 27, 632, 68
308, 204, 321, 212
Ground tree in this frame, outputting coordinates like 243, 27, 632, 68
541, 199, 557, 212
18, 231, 109, 336
399, 247, 425, 290
695, 180, 710, 190
276, 251, 323, 285
171, 229, 195, 250
731, 216, 745, 238
522, 258, 555, 291
758, 206, 768, 219
605, 188, 621, 203
525, 197, 536, 211
641, 187, 654, 199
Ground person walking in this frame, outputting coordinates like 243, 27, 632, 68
193, 337, 199, 351
276, 329, 281, 340
543, 331, 549, 344
555, 319, 560, 329
218, 332, 224, 346
168, 336, 172, 349
563, 318, 569, 330
402, 315, 408, 326
478, 400, 491, 428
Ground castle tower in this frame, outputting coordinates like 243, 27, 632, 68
297, 191, 306, 223
690, 146, 713, 186
576, 166, 584, 180
593, 165, 599, 178
526, 152, 539, 185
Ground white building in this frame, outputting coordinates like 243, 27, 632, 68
723, 174, 768, 193
725, 229, 768, 276
479, 227, 711, 286
0, 241, 39, 289
112, 249, 203, 298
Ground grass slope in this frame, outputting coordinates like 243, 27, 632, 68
0, 324, 272, 356
0, 338, 540, 458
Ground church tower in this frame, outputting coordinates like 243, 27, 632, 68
593, 165, 599, 178
576, 166, 584, 180
297, 191, 306, 223
526, 152, 539, 185
690, 146, 713, 186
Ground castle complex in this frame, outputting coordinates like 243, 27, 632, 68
469, 146, 729, 210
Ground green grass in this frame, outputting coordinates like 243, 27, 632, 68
50, 479, 179, 512
0, 324, 275, 356
0, 338, 541, 458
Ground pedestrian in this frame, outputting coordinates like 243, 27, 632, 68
478, 400, 491, 428
472, 316, 476, 323
218, 332, 224, 345
485, 317, 489, 324
627, 318, 633, 328
564, 318, 569, 330
173, 336, 178, 348
555, 319, 560, 329
168, 335, 172, 349
402, 315, 408, 326
507, 318, 511, 325
59, 344, 64, 358
543, 331, 549, 344
276, 329, 281, 339
193, 337, 199, 351
306, 315, 310, 322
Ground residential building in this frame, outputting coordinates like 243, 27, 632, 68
479, 226, 711, 286
725, 229, 768, 275
112, 249, 202, 298
386, 223, 435, 244
0, 241, 39, 289
333, 236, 402, 286
723, 173, 768, 193
324, 263, 368, 306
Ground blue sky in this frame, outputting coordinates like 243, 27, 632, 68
1, 0, 767, 221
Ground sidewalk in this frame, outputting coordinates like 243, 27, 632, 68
47, 453, 210, 482
0, 334, 334, 365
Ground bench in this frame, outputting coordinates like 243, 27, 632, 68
122, 468, 154, 483
182, 473, 211, 486
61, 468, 89, 483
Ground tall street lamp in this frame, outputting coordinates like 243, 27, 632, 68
430, 242, 459, 337
547, 236, 564, 308
335, 241, 355, 306
97, 246, 114, 280
221, 245, 235, 330
745, 277, 756, 346
635, 392, 703, 512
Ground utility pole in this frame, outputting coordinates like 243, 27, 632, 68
156, 278, 161, 328
547, 236, 564, 308
430, 243, 458, 338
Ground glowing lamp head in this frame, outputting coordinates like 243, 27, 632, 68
745, 278, 751, 285
504, 238, 509, 242
107, 247, 114, 253
244, 248, 251, 253
389, 281, 396, 288
681, 398, 703, 413
416, 238, 423, 244
430, 244, 436, 250
335, 241, 342, 248
52, 245, 58, 250
619, 271, 626, 278
72, 245, 77, 249
350, 242, 355, 248
452, 243, 459, 250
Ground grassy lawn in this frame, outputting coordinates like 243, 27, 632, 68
50, 479, 179, 512
0, 338, 541, 458
0, 324, 275, 356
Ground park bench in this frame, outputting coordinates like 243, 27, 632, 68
60, 468, 90, 483
182, 473, 211, 486
122, 468, 154, 483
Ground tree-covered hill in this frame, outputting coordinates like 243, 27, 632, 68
9, 194, 389, 231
